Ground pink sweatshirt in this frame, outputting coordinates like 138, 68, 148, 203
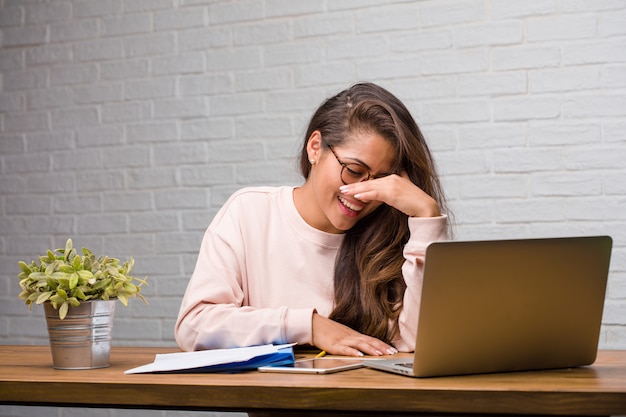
175, 186, 448, 352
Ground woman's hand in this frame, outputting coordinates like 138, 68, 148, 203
339, 173, 441, 218
312, 313, 398, 357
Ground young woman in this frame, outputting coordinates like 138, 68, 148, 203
175, 82, 450, 356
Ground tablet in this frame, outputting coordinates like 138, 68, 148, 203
257, 357, 364, 374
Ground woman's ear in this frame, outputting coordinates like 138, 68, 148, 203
307, 130, 322, 165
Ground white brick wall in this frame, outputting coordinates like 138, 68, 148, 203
1, 0, 625, 414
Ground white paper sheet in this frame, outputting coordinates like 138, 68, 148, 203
125, 343, 295, 374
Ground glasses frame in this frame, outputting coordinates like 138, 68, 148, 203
328, 145, 375, 185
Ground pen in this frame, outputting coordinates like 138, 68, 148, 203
315, 350, 326, 358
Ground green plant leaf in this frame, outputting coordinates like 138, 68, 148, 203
83, 255, 92, 271
92, 278, 111, 290
50, 294, 64, 305
72, 254, 82, 271
18, 261, 32, 274
117, 294, 128, 306
59, 302, 68, 320
46, 277, 58, 290
36, 291, 53, 304
59, 265, 74, 274
69, 272, 79, 289
74, 288, 86, 301
29, 271, 47, 280
64, 238, 73, 256
45, 262, 56, 276
77, 270, 93, 280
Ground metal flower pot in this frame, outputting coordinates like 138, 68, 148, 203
44, 300, 115, 370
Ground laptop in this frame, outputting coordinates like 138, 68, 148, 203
364, 235, 612, 377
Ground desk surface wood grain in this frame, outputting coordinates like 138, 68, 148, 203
2, 345, 626, 416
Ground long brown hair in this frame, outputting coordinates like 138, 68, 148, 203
299, 83, 449, 343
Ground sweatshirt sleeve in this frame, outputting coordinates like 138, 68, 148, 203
391, 214, 449, 352
174, 192, 316, 351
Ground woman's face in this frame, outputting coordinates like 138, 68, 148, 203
298, 129, 396, 234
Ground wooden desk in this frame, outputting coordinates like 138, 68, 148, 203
2, 345, 626, 416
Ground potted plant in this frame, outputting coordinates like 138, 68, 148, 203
17, 238, 148, 369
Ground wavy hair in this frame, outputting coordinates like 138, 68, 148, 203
299, 83, 449, 343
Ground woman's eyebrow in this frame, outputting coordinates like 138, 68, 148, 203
343, 156, 371, 170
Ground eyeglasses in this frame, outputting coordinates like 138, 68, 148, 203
328, 145, 379, 185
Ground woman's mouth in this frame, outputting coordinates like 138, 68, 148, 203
338, 195, 363, 212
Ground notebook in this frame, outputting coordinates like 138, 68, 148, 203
364, 235, 612, 377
